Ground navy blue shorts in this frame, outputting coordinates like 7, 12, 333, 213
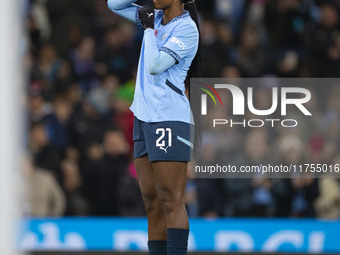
133, 117, 193, 162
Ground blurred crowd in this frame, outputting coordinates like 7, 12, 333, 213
25, 0, 340, 219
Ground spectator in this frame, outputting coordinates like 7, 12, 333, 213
68, 93, 114, 157
36, 44, 62, 85
245, 130, 274, 217
314, 153, 340, 219
46, 0, 94, 57
264, 0, 310, 49
271, 134, 307, 217
24, 155, 66, 217
291, 177, 319, 218
29, 123, 62, 181
61, 158, 89, 216
314, 177, 340, 219
70, 37, 99, 92
29, 90, 52, 124
231, 24, 264, 77
200, 18, 222, 77
117, 162, 145, 216
308, 2, 340, 76
45, 96, 72, 156
83, 129, 130, 216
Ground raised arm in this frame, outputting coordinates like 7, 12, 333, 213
138, 5, 198, 75
107, 0, 139, 23
144, 28, 177, 75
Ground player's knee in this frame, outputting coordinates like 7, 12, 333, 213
141, 192, 159, 214
157, 188, 183, 214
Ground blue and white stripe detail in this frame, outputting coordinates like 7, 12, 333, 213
177, 135, 193, 149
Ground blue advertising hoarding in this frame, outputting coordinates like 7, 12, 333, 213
19, 218, 340, 253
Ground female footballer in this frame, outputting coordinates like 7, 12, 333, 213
107, 0, 200, 254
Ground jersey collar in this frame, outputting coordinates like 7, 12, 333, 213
161, 10, 190, 26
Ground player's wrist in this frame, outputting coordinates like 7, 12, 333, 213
135, 0, 154, 7
138, 6, 155, 30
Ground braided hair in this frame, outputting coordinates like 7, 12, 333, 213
181, 0, 202, 154
181, 0, 201, 84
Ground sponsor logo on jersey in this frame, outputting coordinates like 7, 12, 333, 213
170, 36, 186, 49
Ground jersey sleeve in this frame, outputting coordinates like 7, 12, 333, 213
108, 0, 161, 29
160, 22, 199, 64
107, 0, 141, 25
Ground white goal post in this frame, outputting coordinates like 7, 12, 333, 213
0, 0, 25, 254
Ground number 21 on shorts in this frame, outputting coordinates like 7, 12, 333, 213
156, 128, 172, 153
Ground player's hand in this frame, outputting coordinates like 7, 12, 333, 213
138, 5, 155, 30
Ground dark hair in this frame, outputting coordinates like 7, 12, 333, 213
182, 0, 201, 85
182, 0, 202, 155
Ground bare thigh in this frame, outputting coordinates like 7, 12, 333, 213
135, 155, 158, 201
152, 161, 189, 229
134, 155, 167, 240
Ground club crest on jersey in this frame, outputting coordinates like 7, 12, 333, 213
170, 36, 186, 49
162, 33, 168, 40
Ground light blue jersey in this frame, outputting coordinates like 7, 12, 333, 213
108, 1, 199, 124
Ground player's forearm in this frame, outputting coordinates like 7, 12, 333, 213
144, 29, 176, 75
107, 0, 139, 23
107, 0, 136, 10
